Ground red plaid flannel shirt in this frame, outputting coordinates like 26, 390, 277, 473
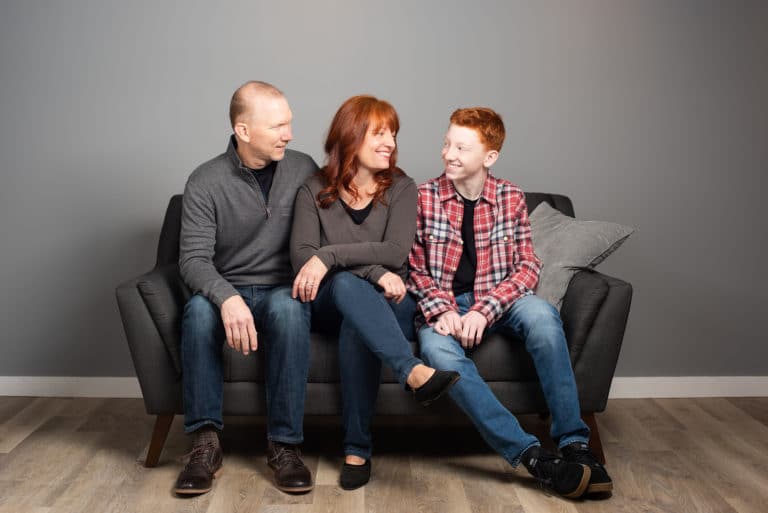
407, 173, 542, 328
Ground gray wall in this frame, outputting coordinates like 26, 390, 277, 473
1, 0, 766, 377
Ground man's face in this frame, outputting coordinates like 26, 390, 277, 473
241, 95, 293, 166
441, 124, 493, 184
356, 126, 396, 174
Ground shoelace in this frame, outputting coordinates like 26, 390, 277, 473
527, 453, 563, 486
564, 446, 597, 467
270, 445, 303, 467
185, 442, 217, 468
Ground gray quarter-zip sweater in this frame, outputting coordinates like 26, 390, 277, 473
179, 136, 318, 307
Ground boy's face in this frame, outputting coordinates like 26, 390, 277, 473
441, 124, 496, 185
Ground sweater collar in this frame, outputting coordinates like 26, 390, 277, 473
226, 135, 281, 174
225, 135, 250, 172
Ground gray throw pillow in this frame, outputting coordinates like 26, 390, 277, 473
529, 201, 634, 310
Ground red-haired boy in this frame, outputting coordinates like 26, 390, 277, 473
407, 108, 611, 499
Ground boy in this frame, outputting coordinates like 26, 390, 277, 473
407, 107, 611, 499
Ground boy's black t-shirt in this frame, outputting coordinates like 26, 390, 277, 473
452, 194, 478, 296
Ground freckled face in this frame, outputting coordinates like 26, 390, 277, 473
441, 124, 492, 184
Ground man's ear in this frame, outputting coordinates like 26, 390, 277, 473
484, 150, 499, 168
233, 122, 250, 143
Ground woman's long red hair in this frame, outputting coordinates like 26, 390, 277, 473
317, 95, 402, 208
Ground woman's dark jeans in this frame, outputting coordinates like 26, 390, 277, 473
312, 271, 420, 460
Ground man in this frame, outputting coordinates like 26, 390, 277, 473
407, 107, 612, 499
176, 81, 318, 495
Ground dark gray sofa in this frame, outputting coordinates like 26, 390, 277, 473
116, 192, 632, 467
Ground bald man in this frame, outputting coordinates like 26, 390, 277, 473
176, 81, 318, 495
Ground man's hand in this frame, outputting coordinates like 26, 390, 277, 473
292, 255, 328, 302
434, 310, 463, 338
221, 295, 257, 355
377, 272, 407, 303
459, 310, 488, 349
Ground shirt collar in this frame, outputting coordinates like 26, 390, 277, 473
437, 171, 498, 207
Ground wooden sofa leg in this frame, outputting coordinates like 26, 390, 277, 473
582, 412, 605, 465
145, 414, 174, 467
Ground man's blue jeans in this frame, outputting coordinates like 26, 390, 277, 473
181, 285, 311, 444
418, 292, 589, 467
312, 272, 422, 460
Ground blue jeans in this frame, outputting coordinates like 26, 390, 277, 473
418, 292, 589, 467
312, 272, 422, 460
181, 285, 311, 444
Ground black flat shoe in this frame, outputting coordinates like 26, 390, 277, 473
340, 460, 371, 490
414, 370, 461, 406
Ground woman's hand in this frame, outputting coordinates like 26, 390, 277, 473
292, 256, 328, 302
377, 272, 407, 303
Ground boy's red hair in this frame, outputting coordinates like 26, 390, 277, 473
450, 107, 506, 152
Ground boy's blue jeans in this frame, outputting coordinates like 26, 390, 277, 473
418, 292, 590, 467
181, 285, 311, 444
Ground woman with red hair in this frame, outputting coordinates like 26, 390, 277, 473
290, 95, 460, 489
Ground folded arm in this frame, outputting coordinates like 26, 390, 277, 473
315, 179, 417, 269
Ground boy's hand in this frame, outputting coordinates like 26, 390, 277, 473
459, 311, 487, 349
435, 310, 462, 338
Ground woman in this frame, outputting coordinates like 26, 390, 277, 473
290, 95, 460, 490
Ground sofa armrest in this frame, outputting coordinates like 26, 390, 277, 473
115, 265, 189, 414
135, 264, 190, 375
563, 270, 632, 412
560, 270, 610, 359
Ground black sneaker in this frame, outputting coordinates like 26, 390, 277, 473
521, 445, 591, 499
560, 442, 613, 494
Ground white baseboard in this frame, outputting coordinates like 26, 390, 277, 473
0, 376, 766, 399
0, 377, 142, 398
607, 376, 768, 398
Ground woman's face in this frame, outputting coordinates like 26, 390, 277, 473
356, 125, 396, 174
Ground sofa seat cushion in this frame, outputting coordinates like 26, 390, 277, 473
225, 333, 414, 383
224, 331, 572, 384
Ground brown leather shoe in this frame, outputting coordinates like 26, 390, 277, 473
267, 441, 313, 493
174, 432, 223, 495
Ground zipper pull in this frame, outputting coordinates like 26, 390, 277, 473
266, 207, 272, 218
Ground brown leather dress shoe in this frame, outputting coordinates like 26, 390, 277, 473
174, 438, 223, 495
267, 441, 314, 493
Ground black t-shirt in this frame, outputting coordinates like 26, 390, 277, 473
340, 198, 374, 225
248, 160, 277, 201
452, 195, 478, 295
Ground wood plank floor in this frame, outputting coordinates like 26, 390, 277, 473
0, 397, 767, 512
